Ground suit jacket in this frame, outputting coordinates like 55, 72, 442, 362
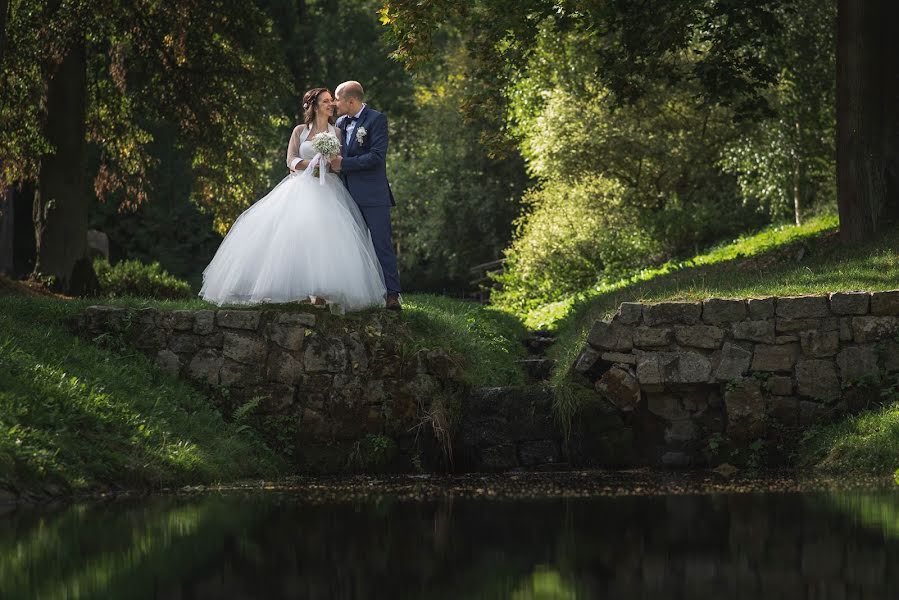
337, 106, 396, 208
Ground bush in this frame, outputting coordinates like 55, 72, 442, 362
94, 258, 193, 299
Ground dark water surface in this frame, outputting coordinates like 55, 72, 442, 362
2, 476, 899, 599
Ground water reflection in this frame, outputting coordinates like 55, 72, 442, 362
1, 489, 898, 599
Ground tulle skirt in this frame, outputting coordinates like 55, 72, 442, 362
200, 172, 386, 311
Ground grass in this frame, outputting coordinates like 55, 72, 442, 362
537, 213, 899, 385
0, 295, 283, 495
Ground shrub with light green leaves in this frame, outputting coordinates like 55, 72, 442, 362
94, 258, 192, 299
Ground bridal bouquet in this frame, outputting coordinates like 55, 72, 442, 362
305, 132, 341, 184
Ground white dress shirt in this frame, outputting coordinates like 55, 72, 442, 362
344, 104, 366, 146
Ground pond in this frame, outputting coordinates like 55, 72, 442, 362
2, 472, 898, 599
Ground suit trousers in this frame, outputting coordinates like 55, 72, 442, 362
358, 205, 401, 294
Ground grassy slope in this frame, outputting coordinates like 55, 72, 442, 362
522, 213, 899, 473
0, 289, 526, 494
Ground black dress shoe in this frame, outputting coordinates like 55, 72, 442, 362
385, 293, 402, 311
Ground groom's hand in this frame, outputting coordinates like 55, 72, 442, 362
330, 155, 342, 171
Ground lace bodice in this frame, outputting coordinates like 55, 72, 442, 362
300, 124, 338, 159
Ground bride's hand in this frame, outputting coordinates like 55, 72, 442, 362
329, 155, 342, 171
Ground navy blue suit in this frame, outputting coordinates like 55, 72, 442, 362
337, 106, 400, 294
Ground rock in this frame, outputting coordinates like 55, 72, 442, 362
154, 349, 181, 375
217, 310, 261, 330
518, 440, 560, 466
643, 301, 702, 326
188, 349, 223, 385
275, 312, 316, 327
775, 335, 799, 344
586, 321, 633, 351
266, 347, 304, 385
661, 452, 692, 467
596, 367, 641, 412
795, 359, 841, 402
776, 318, 838, 333
712, 463, 739, 477
222, 330, 267, 364
732, 320, 775, 344
481, 445, 518, 470
199, 331, 223, 349
870, 290, 899, 316
839, 317, 853, 342
424, 348, 456, 378
646, 392, 687, 420
169, 332, 200, 354
269, 322, 306, 352
633, 327, 673, 348
829, 292, 870, 315
257, 384, 296, 413
747, 297, 775, 320
765, 376, 793, 396
724, 379, 765, 439
304, 336, 347, 373
712, 343, 752, 382
767, 396, 799, 426
776, 295, 831, 319
170, 310, 195, 331
799, 400, 827, 426
883, 341, 899, 372
851, 316, 899, 343
616, 302, 643, 325
193, 310, 216, 335
665, 419, 699, 443
219, 360, 262, 387
573, 347, 601, 373
638, 352, 710, 385
751, 343, 799, 372
836, 346, 880, 385
702, 298, 747, 325
799, 330, 839, 358
674, 325, 725, 349
600, 351, 638, 365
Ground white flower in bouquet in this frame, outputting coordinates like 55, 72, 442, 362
312, 132, 341, 157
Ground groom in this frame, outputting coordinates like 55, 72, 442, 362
330, 81, 402, 311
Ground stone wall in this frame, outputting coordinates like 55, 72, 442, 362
570, 291, 899, 466
69, 306, 466, 472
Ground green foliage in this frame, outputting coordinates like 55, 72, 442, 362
94, 258, 193, 300
800, 401, 899, 475
0, 296, 281, 493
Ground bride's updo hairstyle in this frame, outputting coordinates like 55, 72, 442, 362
302, 87, 334, 129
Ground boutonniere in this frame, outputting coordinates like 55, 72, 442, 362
356, 127, 367, 145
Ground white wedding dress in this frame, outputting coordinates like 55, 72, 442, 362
200, 125, 387, 310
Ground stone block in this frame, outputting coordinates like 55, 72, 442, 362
647, 393, 688, 420
154, 349, 181, 375
256, 384, 296, 413
751, 343, 798, 372
573, 347, 601, 373
171, 310, 195, 331
713, 343, 752, 381
193, 310, 216, 335
725, 379, 765, 439
643, 301, 702, 326
883, 341, 899, 372
795, 360, 841, 402
675, 325, 725, 349
660, 452, 692, 467
767, 396, 798, 426
222, 330, 267, 364
851, 316, 899, 343
766, 376, 793, 396
587, 321, 633, 351
776, 295, 830, 319
839, 318, 853, 342
836, 346, 880, 385
775, 335, 799, 344
677, 352, 712, 383
481, 445, 518, 470
304, 336, 348, 373
748, 297, 775, 320
799, 330, 839, 358
601, 352, 638, 365
616, 302, 643, 325
596, 367, 641, 412
217, 310, 261, 330
638, 351, 711, 384
633, 327, 672, 348
702, 299, 747, 325
871, 290, 899, 315
270, 322, 306, 352
169, 332, 201, 354
732, 320, 775, 344
829, 292, 870, 315
199, 331, 223, 349
665, 419, 699, 443
799, 401, 827, 426
518, 440, 560, 466
275, 312, 317, 327
219, 359, 262, 387
188, 349, 222, 386
266, 347, 304, 385
776, 317, 838, 333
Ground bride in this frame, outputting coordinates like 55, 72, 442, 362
200, 87, 387, 311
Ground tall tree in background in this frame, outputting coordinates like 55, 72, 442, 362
381, 0, 898, 244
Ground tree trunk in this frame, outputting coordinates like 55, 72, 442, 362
32, 38, 90, 292
793, 119, 802, 226
836, 0, 896, 243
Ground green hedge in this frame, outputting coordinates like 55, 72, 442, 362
94, 258, 193, 300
